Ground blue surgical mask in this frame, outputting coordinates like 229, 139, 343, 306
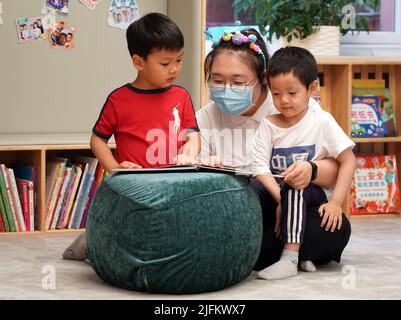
209, 84, 257, 116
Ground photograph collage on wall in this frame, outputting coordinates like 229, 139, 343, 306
80, 0, 103, 10
108, 0, 140, 30
44, 0, 70, 15
16, 16, 47, 43
0, 2, 3, 25
48, 21, 76, 48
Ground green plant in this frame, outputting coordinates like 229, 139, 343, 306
234, 0, 379, 42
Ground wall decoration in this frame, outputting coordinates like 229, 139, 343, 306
108, 0, 140, 30
44, 0, 70, 16
40, 6, 57, 30
48, 21, 76, 48
16, 16, 47, 43
0, 2, 3, 25
80, 0, 103, 10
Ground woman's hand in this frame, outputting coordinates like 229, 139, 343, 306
318, 200, 343, 232
274, 204, 282, 238
281, 161, 312, 190
117, 161, 142, 169
199, 156, 224, 168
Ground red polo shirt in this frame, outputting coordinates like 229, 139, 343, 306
93, 84, 199, 167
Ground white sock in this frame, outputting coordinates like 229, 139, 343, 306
300, 260, 317, 272
258, 249, 299, 280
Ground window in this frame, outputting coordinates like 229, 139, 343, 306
206, 0, 401, 51
341, 0, 401, 45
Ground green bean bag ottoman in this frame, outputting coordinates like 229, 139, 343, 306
86, 172, 262, 294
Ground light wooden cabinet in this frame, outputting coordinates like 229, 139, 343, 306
317, 57, 401, 216
0, 143, 115, 236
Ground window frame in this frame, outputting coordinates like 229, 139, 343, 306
341, 0, 401, 46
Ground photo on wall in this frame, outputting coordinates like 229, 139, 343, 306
44, 0, 70, 15
107, 0, 140, 30
80, 0, 103, 10
16, 16, 47, 43
48, 21, 76, 48
0, 1, 3, 25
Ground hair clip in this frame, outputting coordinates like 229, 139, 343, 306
205, 21, 267, 70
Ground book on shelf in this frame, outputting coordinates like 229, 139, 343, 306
68, 156, 98, 229
0, 186, 9, 232
44, 157, 68, 230
50, 165, 72, 230
16, 178, 32, 231
56, 165, 77, 229
351, 154, 401, 215
0, 164, 16, 232
352, 79, 397, 137
1, 165, 21, 231
62, 162, 83, 229
352, 79, 386, 88
12, 164, 37, 230
7, 168, 26, 232
80, 163, 104, 228
351, 95, 388, 138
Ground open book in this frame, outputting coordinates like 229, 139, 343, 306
111, 165, 283, 178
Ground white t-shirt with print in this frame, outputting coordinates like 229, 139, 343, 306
252, 103, 355, 199
196, 94, 321, 170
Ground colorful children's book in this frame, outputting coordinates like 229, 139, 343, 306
0, 165, 16, 232
16, 179, 30, 231
12, 164, 37, 229
351, 95, 388, 138
7, 168, 26, 232
352, 88, 397, 137
351, 154, 401, 215
352, 79, 386, 88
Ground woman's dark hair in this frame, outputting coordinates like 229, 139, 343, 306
126, 12, 184, 59
267, 46, 318, 89
204, 28, 269, 89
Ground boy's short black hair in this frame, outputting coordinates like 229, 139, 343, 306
126, 12, 184, 59
267, 46, 318, 89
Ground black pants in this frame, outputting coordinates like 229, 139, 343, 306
250, 179, 351, 271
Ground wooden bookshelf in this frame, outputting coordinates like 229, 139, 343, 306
316, 58, 401, 216
0, 141, 115, 236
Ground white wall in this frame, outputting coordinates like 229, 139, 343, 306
168, 0, 202, 110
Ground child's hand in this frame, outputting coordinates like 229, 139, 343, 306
281, 161, 312, 190
318, 200, 343, 232
274, 204, 282, 238
199, 156, 223, 168
174, 154, 198, 166
118, 161, 142, 169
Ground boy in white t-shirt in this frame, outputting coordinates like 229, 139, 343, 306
252, 46, 356, 280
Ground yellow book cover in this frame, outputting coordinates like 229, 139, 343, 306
352, 79, 385, 88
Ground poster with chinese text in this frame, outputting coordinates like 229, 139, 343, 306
351, 154, 401, 215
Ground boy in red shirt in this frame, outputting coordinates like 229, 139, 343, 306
63, 13, 200, 260
92, 12, 200, 172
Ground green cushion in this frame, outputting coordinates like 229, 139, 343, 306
86, 172, 262, 294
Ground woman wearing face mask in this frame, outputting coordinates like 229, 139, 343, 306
196, 27, 351, 271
